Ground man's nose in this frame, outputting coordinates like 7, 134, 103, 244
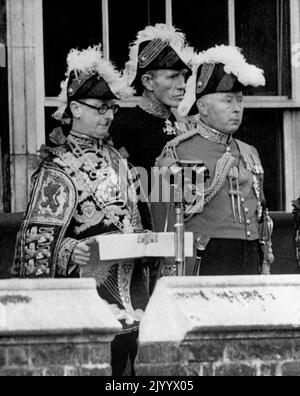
233, 100, 243, 112
177, 76, 187, 90
105, 109, 114, 121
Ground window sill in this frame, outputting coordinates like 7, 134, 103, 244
45, 96, 300, 109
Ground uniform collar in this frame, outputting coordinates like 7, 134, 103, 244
69, 130, 103, 150
138, 95, 172, 120
197, 120, 234, 146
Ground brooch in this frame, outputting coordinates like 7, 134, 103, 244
163, 120, 177, 136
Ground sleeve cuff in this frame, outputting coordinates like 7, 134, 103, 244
56, 238, 79, 277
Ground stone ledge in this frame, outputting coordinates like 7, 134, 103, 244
139, 275, 300, 343
0, 279, 121, 336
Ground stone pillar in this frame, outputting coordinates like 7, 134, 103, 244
6, 0, 45, 212
137, 276, 300, 376
0, 278, 121, 376
0, 0, 9, 213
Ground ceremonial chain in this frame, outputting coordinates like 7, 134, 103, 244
63, 137, 135, 234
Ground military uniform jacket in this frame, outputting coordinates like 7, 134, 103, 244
161, 120, 265, 243
11, 131, 150, 334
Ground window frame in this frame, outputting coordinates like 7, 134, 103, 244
44, 0, 300, 110
6, 0, 300, 212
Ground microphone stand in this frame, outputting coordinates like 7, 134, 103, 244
174, 201, 185, 276
170, 164, 186, 277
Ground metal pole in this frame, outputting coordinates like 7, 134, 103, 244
174, 202, 185, 276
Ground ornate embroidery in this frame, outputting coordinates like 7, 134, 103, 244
13, 131, 147, 333
31, 173, 70, 221
54, 135, 138, 234
39, 180, 68, 217
139, 97, 172, 119
23, 226, 55, 277
11, 166, 78, 278
196, 120, 233, 145
138, 39, 168, 69
56, 238, 79, 277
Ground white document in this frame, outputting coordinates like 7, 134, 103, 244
96, 232, 194, 261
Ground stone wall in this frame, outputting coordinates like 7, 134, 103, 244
137, 333, 300, 377
0, 335, 112, 376
0, 279, 121, 376
137, 276, 300, 377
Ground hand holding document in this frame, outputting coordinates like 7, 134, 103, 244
96, 232, 194, 261
80, 232, 194, 284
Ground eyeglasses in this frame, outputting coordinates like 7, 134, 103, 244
76, 100, 120, 115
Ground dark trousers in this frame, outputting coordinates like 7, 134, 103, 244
111, 331, 138, 377
199, 239, 261, 276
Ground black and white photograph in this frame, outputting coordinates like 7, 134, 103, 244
0, 0, 300, 380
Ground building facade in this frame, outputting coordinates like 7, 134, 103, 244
1, 0, 300, 213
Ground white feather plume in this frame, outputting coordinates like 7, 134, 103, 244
177, 59, 199, 118
124, 23, 193, 85
53, 44, 134, 122
197, 45, 266, 87
178, 45, 266, 117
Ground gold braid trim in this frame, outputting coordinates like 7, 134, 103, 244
166, 128, 201, 151
162, 128, 236, 207
184, 152, 236, 222
204, 152, 236, 206
158, 128, 237, 221
156, 128, 200, 166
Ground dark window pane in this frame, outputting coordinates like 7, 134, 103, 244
236, 109, 285, 211
43, 0, 103, 97
45, 108, 61, 146
236, 0, 291, 96
0, 0, 6, 45
172, 0, 229, 51
109, 0, 166, 70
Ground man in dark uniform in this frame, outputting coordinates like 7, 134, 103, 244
109, 24, 193, 290
158, 45, 274, 276
11, 45, 150, 376
109, 24, 192, 222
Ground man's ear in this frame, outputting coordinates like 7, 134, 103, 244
141, 73, 154, 92
197, 98, 208, 117
70, 101, 81, 119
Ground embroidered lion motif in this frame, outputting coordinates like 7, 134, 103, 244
39, 179, 67, 217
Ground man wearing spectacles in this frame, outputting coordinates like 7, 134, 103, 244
70, 99, 120, 141
76, 100, 120, 116
12, 45, 151, 376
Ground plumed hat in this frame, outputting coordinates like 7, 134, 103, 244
53, 45, 134, 122
124, 24, 194, 95
178, 45, 266, 117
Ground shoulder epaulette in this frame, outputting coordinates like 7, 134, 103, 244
166, 127, 200, 148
